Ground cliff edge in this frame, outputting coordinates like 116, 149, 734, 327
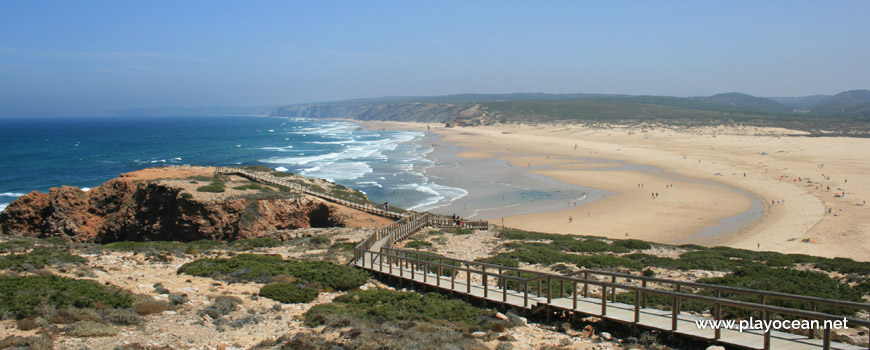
0, 166, 390, 242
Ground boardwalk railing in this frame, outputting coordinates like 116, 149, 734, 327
364, 247, 870, 350
218, 166, 869, 349
215, 167, 408, 219
346, 207, 869, 349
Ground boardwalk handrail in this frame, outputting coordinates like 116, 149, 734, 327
367, 248, 870, 328
222, 166, 870, 349
215, 167, 409, 219
567, 269, 870, 312
381, 247, 870, 322
359, 224, 870, 349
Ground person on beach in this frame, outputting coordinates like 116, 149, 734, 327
568, 216, 573, 223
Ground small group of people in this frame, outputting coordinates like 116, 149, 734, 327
451, 213, 464, 227
651, 192, 659, 199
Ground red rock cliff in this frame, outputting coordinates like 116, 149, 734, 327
0, 173, 348, 243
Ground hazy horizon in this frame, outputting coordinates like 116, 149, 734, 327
2, 1, 869, 116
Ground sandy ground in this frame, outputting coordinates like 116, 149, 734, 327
360, 121, 870, 261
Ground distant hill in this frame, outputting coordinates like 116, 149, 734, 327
691, 93, 795, 113
811, 90, 870, 118
271, 90, 870, 136
767, 95, 831, 111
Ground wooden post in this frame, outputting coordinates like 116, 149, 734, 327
823, 324, 831, 350
671, 296, 679, 331
483, 273, 488, 299
641, 280, 648, 308
520, 281, 527, 308
503, 278, 507, 303
437, 266, 442, 287
547, 277, 552, 304
633, 290, 640, 323
538, 279, 542, 297
466, 269, 471, 295
601, 286, 607, 316
583, 272, 589, 298
611, 275, 616, 302
572, 282, 578, 310
451, 268, 455, 290
714, 290, 721, 340
759, 295, 766, 321
763, 310, 771, 350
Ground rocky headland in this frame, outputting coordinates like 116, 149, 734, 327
0, 166, 390, 243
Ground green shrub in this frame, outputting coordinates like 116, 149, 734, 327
330, 242, 358, 251
0, 275, 134, 318
232, 237, 281, 250
101, 240, 223, 253
196, 179, 226, 193
260, 283, 319, 303
177, 254, 369, 290
200, 296, 241, 319
180, 192, 193, 199
574, 255, 643, 269
310, 236, 331, 245
698, 265, 864, 317
66, 320, 117, 337
0, 247, 87, 270
304, 289, 497, 329
244, 165, 273, 172
132, 299, 168, 315
613, 239, 652, 250
233, 184, 263, 191
475, 255, 520, 268
406, 240, 432, 249
270, 171, 294, 177
452, 228, 474, 235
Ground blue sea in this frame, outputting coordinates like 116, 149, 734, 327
0, 116, 467, 213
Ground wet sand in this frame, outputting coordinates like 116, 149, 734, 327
357, 120, 870, 261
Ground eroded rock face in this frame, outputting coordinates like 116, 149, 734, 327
0, 178, 344, 243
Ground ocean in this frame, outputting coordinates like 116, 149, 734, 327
0, 116, 467, 213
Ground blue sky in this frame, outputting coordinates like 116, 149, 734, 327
1, 0, 868, 115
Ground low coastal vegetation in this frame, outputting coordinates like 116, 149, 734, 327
0, 275, 134, 318
178, 253, 369, 290
195, 178, 226, 193
475, 228, 870, 318
0, 247, 87, 270
304, 289, 507, 331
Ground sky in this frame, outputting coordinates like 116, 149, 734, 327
1, 0, 869, 115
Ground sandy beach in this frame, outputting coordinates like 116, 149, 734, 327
359, 120, 870, 262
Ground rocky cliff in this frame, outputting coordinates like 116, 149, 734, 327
0, 168, 355, 243
271, 102, 475, 122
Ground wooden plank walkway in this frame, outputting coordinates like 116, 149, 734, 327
216, 167, 869, 349
215, 167, 408, 219
360, 255, 866, 350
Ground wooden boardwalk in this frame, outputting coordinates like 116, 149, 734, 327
216, 167, 869, 349
358, 247, 869, 350
215, 167, 409, 219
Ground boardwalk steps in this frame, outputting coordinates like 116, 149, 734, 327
214, 167, 869, 349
